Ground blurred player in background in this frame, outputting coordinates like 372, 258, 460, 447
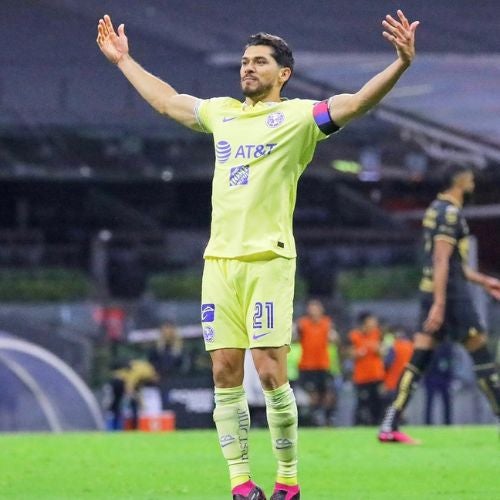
382, 326, 414, 410
97, 10, 419, 499
379, 165, 500, 444
297, 298, 339, 426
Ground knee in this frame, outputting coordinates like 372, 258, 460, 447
252, 347, 288, 390
212, 358, 244, 388
257, 366, 281, 390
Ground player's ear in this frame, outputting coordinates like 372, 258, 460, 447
279, 67, 292, 83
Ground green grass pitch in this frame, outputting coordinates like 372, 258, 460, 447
0, 426, 498, 499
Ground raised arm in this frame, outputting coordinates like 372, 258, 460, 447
96, 15, 200, 130
329, 9, 419, 127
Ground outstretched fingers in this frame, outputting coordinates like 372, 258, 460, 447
96, 22, 106, 46
382, 16, 404, 40
397, 9, 410, 30
104, 14, 117, 36
382, 11, 419, 45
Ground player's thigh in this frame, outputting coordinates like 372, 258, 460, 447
246, 257, 296, 348
201, 258, 248, 350
446, 298, 485, 343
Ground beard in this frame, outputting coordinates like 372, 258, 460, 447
241, 78, 273, 100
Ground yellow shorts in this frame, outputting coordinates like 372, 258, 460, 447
201, 254, 296, 351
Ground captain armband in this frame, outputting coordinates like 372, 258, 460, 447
313, 99, 340, 135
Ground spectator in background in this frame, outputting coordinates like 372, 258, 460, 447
107, 359, 158, 430
424, 340, 454, 425
94, 303, 126, 362
383, 326, 414, 405
147, 321, 184, 408
349, 312, 385, 425
297, 299, 339, 426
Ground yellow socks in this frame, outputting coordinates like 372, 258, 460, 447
263, 382, 298, 486
213, 385, 251, 488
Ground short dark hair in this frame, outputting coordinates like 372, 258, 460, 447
357, 311, 375, 325
246, 32, 294, 76
440, 164, 473, 191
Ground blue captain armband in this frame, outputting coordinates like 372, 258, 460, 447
313, 99, 340, 135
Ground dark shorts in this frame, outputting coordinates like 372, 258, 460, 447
299, 370, 331, 394
419, 293, 485, 342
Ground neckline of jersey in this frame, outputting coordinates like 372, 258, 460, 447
438, 193, 462, 208
241, 97, 288, 110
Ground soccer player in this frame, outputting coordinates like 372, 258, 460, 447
97, 10, 419, 499
379, 165, 500, 444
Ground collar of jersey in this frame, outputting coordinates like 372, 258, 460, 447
241, 97, 288, 110
438, 193, 462, 208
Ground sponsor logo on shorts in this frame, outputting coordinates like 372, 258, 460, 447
201, 303, 215, 322
252, 332, 271, 341
219, 434, 236, 447
275, 438, 293, 449
266, 111, 285, 128
203, 326, 215, 343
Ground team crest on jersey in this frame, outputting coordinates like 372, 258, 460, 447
230, 165, 249, 186
266, 111, 285, 128
215, 140, 232, 163
203, 326, 215, 343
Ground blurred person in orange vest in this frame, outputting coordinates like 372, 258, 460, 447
297, 299, 339, 426
348, 311, 385, 425
383, 326, 414, 404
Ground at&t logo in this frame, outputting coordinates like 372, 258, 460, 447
215, 140, 231, 163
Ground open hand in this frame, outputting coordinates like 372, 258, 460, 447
96, 14, 129, 64
382, 10, 419, 66
484, 277, 500, 301
423, 302, 444, 334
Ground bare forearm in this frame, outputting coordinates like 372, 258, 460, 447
433, 255, 449, 305
354, 58, 408, 115
117, 54, 177, 114
464, 266, 497, 287
330, 58, 409, 126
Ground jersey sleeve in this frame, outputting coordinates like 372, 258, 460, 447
434, 204, 461, 244
311, 98, 341, 142
195, 98, 222, 134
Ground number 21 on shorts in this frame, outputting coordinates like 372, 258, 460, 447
253, 301, 274, 329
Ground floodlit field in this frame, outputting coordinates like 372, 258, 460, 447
0, 426, 497, 499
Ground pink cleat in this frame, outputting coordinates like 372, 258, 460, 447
270, 483, 300, 500
378, 430, 421, 445
232, 480, 266, 500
